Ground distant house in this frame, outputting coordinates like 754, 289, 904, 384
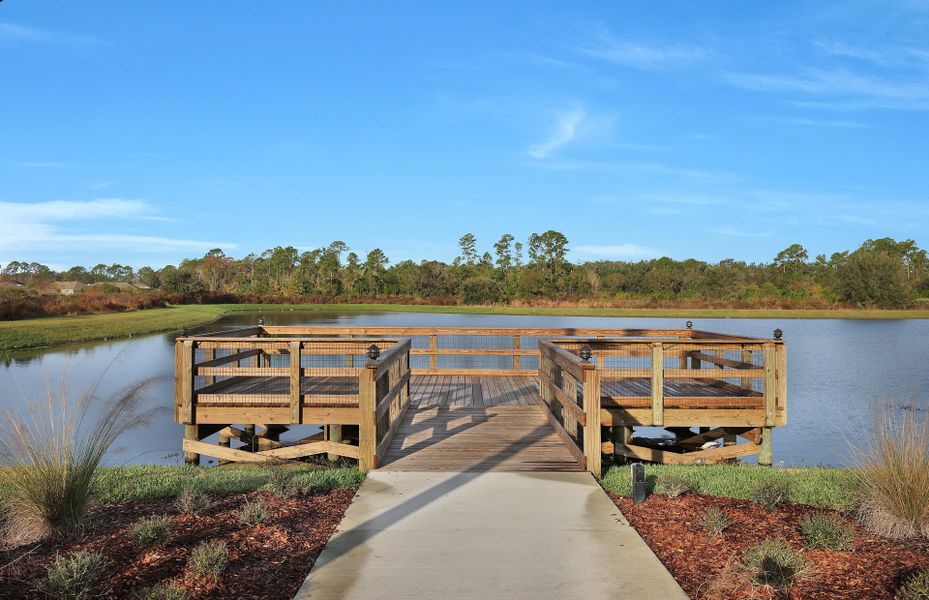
51, 281, 86, 295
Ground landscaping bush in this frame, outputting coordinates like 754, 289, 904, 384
656, 473, 694, 498
750, 478, 792, 510
187, 541, 228, 579
699, 506, 731, 538
235, 499, 270, 526
265, 468, 299, 498
35, 550, 109, 600
174, 489, 212, 515
0, 380, 152, 545
854, 404, 929, 538
898, 568, 929, 600
743, 539, 809, 591
798, 513, 854, 550
130, 515, 172, 550
132, 581, 189, 600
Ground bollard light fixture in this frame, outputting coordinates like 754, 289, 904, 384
258, 317, 265, 326
179, 326, 189, 337
631, 462, 647, 504
685, 320, 693, 330
367, 344, 381, 360
579, 345, 592, 362
773, 328, 783, 340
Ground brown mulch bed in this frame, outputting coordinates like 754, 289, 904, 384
613, 493, 929, 600
0, 488, 355, 599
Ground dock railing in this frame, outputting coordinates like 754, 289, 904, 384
175, 329, 412, 470
175, 325, 785, 472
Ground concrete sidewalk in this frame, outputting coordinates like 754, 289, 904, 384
294, 471, 688, 600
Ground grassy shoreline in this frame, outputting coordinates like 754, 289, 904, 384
2, 301, 929, 352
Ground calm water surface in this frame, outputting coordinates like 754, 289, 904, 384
2, 310, 927, 467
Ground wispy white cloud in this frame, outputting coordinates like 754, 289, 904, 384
725, 68, 929, 111
579, 25, 708, 69
0, 199, 235, 253
0, 22, 107, 46
527, 108, 588, 158
532, 159, 731, 181
574, 244, 661, 259
781, 117, 868, 128
814, 41, 889, 65
709, 227, 774, 238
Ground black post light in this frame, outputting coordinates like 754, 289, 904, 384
579, 345, 592, 362
773, 328, 783, 340
631, 462, 647, 504
367, 344, 381, 360
685, 320, 693, 330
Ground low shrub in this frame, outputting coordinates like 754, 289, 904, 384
699, 506, 731, 538
898, 568, 929, 600
132, 580, 189, 600
35, 550, 109, 600
853, 404, 929, 538
743, 539, 809, 591
187, 541, 228, 579
750, 478, 792, 510
235, 499, 270, 526
265, 468, 299, 499
130, 515, 172, 550
798, 513, 854, 550
174, 489, 212, 515
656, 473, 694, 498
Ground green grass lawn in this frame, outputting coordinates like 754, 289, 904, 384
601, 464, 860, 509
3, 301, 929, 352
82, 465, 364, 504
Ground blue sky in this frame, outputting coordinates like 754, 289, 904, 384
2, 1, 928, 270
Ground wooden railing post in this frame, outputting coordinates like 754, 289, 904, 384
358, 364, 377, 471
651, 342, 664, 426
763, 343, 776, 427
429, 333, 437, 370
583, 368, 601, 478
289, 341, 302, 424
512, 335, 521, 371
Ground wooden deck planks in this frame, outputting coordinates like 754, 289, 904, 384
378, 406, 584, 472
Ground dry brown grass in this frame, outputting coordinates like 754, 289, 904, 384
853, 403, 929, 539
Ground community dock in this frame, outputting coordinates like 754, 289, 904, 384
174, 325, 786, 474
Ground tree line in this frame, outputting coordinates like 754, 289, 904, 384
2, 232, 928, 308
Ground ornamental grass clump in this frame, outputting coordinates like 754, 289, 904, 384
132, 580, 189, 600
235, 498, 270, 526
853, 403, 929, 539
743, 539, 809, 592
130, 515, 172, 550
265, 467, 299, 499
35, 550, 109, 600
174, 489, 213, 515
898, 568, 929, 600
798, 513, 854, 550
0, 379, 152, 546
750, 478, 792, 510
656, 473, 695, 498
187, 541, 228, 579
699, 506, 732, 538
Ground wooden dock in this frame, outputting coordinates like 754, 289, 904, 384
174, 326, 787, 475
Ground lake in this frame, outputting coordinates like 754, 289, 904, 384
2, 309, 928, 467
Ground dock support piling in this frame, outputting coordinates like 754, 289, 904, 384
758, 427, 773, 465
184, 424, 200, 465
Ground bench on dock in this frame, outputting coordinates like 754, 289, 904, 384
175, 325, 786, 476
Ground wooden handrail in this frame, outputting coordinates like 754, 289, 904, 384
371, 338, 412, 378
538, 340, 593, 381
